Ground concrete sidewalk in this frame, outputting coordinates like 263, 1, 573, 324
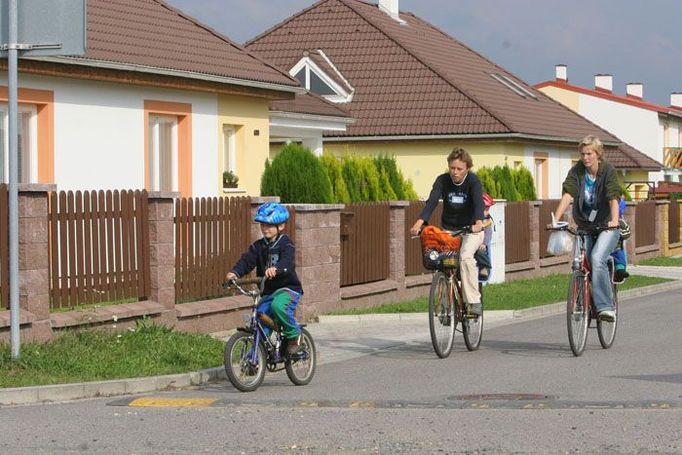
1, 268, 680, 406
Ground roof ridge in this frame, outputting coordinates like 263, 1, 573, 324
535, 80, 679, 116
337, 0, 511, 133
243, 0, 330, 47
151, 0, 299, 86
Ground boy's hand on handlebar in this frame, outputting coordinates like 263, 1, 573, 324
470, 220, 483, 233
607, 219, 619, 228
226, 272, 237, 281
264, 267, 278, 278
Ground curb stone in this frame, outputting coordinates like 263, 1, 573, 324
1, 279, 679, 406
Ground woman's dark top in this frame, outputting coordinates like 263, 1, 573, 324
561, 160, 621, 231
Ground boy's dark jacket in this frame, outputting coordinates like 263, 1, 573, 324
230, 233, 302, 296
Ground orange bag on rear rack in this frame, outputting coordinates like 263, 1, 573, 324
420, 225, 462, 252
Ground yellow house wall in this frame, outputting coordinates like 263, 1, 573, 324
537, 86, 580, 113
324, 140, 526, 198
217, 95, 270, 196
622, 170, 651, 200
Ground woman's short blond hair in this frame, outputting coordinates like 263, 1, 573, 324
579, 135, 604, 160
447, 147, 473, 169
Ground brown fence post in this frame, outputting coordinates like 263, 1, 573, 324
289, 204, 343, 320
148, 191, 179, 326
388, 201, 409, 288
15, 184, 56, 342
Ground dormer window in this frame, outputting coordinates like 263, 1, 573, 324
289, 50, 354, 103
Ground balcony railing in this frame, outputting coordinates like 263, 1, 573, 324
664, 147, 682, 169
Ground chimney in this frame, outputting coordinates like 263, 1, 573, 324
378, 0, 405, 24
626, 83, 643, 99
671, 93, 682, 109
555, 64, 567, 82
595, 74, 613, 93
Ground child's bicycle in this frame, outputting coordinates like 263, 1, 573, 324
418, 225, 485, 358
547, 224, 619, 357
222, 277, 317, 392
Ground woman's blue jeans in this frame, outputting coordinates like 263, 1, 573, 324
585, 229, 620, 312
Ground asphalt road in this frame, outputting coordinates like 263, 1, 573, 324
1, 287, 680, 454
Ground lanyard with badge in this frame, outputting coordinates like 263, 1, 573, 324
585, 175, 597, 222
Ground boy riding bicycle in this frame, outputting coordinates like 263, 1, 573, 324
226, 202, 304, 356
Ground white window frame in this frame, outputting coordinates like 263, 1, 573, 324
289, 55, 353, 103
534, 158, 545, 198
148, 114, 178, 192
222, 125, 237, 175
0, 103, 38, 184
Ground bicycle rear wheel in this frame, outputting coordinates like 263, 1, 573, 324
463, 282, 484, 351
567, 271, 589, 357
285, 328, 317, 386
429, 271, 455, 358
224, 331, 266, 392
597, 283, 618, 349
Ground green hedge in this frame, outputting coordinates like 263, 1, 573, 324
261, 143, 333, 203
261, 145, 418, 203
477, 164, 537, 201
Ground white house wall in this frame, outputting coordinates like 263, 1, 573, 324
1, 74, 218, 196
579, 94, 661, 180
523, 144, 576, 199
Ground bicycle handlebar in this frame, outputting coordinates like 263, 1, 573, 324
546, 224, 617, 236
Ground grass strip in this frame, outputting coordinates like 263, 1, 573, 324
637, 256, 682, 267
328, 273, 672, 315
0, 320, 223, 388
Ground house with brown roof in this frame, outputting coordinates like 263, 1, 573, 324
0, 0, 306, 197
536, 65, 682, 198
245, 0, 661, 198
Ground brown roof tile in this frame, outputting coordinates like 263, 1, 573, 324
69, 0, 299, 89
246, 0, 661, 170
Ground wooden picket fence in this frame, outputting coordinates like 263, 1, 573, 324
340, 202, 390, 286
174, 196, 250, 302
635, 200, 657, 247
505, 201, 531, 263
669, 199, 680, 244
48, 190, 151, 310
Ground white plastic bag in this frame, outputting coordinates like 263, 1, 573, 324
546, 214, 572, 256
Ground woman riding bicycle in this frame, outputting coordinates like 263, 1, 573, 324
410, 147, 485, 316
553, 135, 621, 322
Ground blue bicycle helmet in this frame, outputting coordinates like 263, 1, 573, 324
254, 202, 289, 224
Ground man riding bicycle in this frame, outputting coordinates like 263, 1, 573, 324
410, 147, 485, 316
553, 135, 621, 322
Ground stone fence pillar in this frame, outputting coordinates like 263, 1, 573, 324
147, 191, 179, 326
657, 200, 670, 256
624, 201, 637, 264
18, 184, 56, 341
289, 204, 343, 321
388, 201, 408, 288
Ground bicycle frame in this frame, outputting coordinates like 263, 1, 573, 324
230, 279, 286, 370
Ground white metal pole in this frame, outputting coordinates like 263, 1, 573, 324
8, 0, 21, 359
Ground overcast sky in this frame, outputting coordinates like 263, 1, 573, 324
166, 0, 681, 107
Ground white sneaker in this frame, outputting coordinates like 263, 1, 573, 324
598, 309, 616, 322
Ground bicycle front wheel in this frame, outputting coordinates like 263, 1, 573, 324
429, 271, 455, 358
597, 283, 618, 349
567, 271, 589, 357
224, 331, 266, 392
463, 283, 484, 351
285, 328, 317, 386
